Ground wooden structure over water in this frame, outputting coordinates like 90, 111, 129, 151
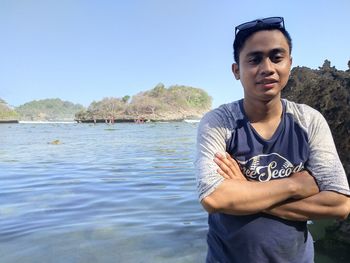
0, 120, 19, 124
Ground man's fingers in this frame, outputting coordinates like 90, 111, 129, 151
215, 152, 225, 159
225, 152, 241, 171
214, 157, 234, 178
217, 168, 230, 179
214, 152, 247, 181
214, 153, 241, 179
221, 153, 241, 175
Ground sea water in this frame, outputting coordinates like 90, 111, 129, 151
0, 123, 345, 262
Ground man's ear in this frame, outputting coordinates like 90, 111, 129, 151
232, 63, 240, 80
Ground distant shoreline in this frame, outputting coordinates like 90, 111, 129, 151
75, 118, 192, 123
0, 119, 201, 124
19, 121, 76, 124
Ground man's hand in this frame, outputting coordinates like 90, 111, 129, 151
289, 170, 319, 199
213, 152, 247, 181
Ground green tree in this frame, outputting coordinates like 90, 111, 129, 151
122, 95, 130, 103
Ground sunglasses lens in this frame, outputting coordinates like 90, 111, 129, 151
262, 17, 283, 25
236, 21, 257, 31
235, 17, 284, 35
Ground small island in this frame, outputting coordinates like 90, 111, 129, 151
0, 83, 212, 123
74, 83, 212, 123
0, 99, 19, 123
15, 98, 85, 122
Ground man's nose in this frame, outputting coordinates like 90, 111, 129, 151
259, 58, 274, 76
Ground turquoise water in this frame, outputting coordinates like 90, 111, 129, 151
0, 123, 344, 262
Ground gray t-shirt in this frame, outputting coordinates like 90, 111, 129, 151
195, 99, 350, 263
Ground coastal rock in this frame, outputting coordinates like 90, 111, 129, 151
282, 61, 350, 249
283, 61, 350, 180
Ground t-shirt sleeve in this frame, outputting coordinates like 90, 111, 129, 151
194, 109, 230, 201
306, 107, 350, 196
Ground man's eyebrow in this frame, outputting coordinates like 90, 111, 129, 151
245, 51, 263, 57
269, 48, 288, 54
245, 48, 288, 57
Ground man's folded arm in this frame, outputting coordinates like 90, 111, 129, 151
264, 190, 350, 221
201, 170, 319, 215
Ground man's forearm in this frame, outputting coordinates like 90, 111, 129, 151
264, 191, 350, 221
202, 180, 293, 215
201, 174, 318, 215
203, 153, 320, 215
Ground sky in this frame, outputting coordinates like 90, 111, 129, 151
1, 0, 349, 108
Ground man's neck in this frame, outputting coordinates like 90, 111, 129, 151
243, 96, 283, 123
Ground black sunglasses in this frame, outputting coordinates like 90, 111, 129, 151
235, 17, 285, 36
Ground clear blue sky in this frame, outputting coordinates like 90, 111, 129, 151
1, 0, 349, 108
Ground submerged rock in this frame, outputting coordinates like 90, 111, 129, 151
49, 139, 61, 145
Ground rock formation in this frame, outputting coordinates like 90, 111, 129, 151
282, 60, 350, 253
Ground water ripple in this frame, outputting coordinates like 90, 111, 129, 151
0, 123, 207, 262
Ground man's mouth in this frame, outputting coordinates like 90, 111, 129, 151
257, 79, 278, 84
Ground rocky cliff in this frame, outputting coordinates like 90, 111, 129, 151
282, 60, 350, 180
282, 60, 350, 253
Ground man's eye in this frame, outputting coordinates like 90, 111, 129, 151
248, 57, 261, 64
271, 55, 284, 62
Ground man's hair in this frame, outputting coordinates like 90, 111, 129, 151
233, 24, 292, 64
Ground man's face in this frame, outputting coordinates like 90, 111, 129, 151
232, 30, 292, 102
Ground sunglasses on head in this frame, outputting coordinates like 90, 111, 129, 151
235, 17, 285, 36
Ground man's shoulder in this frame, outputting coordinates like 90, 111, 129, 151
201, 100, 243, 128
283, 99, 325, 128
284, 99, 319, 114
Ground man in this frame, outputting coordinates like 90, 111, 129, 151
195, 17, 350, 262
